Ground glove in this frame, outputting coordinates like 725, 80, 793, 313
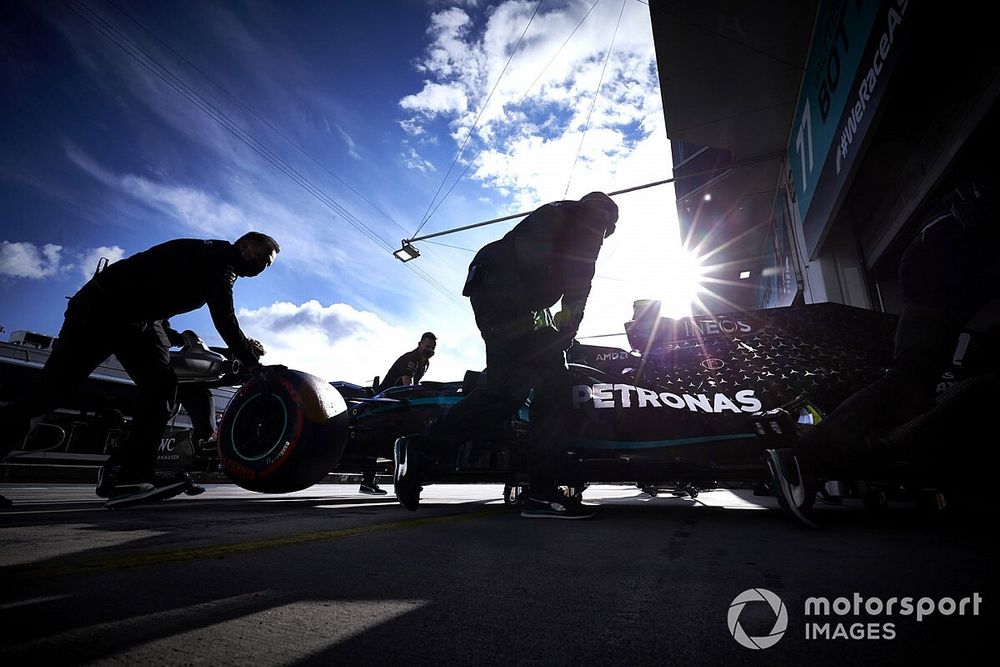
553, 309, 578, 350
553, 309, 573, 330
248, 338, 266, 359
180, 330, 201, 348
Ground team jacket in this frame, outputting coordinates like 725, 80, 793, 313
76, 239, 258, 366
464, 199, 608, 322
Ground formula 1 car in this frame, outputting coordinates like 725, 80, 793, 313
216, 300, 997, 513
219, 298, 1000, 519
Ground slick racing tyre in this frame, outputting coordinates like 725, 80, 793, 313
218, 367, 348, 493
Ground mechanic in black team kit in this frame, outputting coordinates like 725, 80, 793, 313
358, 332, 438, 495
0, 232, 278, 509
393, 192, 618, 519
375, 332, 437, 393
765, 168, 999, 528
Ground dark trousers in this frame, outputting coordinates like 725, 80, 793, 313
1, 296, 177, 481
802, 216, 999, 465
422, 308, 571, 492
360, 466, 378, 487
176, 383, 216, 445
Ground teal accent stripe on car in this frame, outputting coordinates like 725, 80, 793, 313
571, 433, 757, 450
358, 396, 464, 417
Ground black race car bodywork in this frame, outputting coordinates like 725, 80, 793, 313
221, 301, 954, 497
327, 302, 900, 491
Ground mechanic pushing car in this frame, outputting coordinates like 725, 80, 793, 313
0, 232, 278, 510
360, 331, 439, 495
766, 166, 1000, 528
393, 192, 619, 519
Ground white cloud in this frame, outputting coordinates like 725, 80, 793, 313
400, 82, 470, 116
0, 242, 63, 279
399, 118, 426, 137
402, 148, 436, 173
397, 0, 692, 343
236, 299, 482, 385
398, 0, 668, 201
0, 241, 129, 288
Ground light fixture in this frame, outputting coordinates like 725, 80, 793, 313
739, 270, 751, 280
393, 241, 421, 262
703, 193, 712, 202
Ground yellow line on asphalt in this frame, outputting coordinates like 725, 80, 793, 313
6, 508, 498, 583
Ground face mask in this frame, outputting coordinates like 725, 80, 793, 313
237, 248, 275, 277
238, 257, 267, 277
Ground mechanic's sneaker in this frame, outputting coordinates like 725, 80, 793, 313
103, 481, 161, 508
521, 494, 597, 519
157, 472, 205, 496
764, 448, 819, 529
95, 464, 121, 498
359, 482, 388, 495
393, 436, 423, 511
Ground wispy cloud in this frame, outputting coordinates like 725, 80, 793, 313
333, 123, 361, 160
402, 148, 436, 173
399, 118, 427, 137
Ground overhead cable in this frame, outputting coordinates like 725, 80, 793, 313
411, 0, 545, 238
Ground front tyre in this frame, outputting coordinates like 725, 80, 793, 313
218, 367, 348, 493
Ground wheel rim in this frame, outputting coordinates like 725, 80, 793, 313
229, 393, 289, 462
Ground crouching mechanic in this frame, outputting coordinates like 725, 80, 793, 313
393, 192, 618, 519
0, 232, 278, 509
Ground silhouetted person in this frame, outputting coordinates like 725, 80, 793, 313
374, 332, 437, 392
362, 332, 437, 495
0, 232, 279, 509
766, 174, 998, 527
393, 192, 618, 519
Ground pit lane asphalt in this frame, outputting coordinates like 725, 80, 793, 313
0, 482, 995, 665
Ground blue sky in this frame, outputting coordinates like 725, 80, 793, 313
1, 0, 690, 384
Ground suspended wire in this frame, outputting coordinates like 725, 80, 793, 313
418, 0, 603, 229
62, 0, 466, 306
411, 0, 545, 238
99, 0, 464, 278
62, 0, 389, 250
564, 0, 627, 198
403, 153, 784, 245
102, 0, 416, 240
424, 240, 476, 253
